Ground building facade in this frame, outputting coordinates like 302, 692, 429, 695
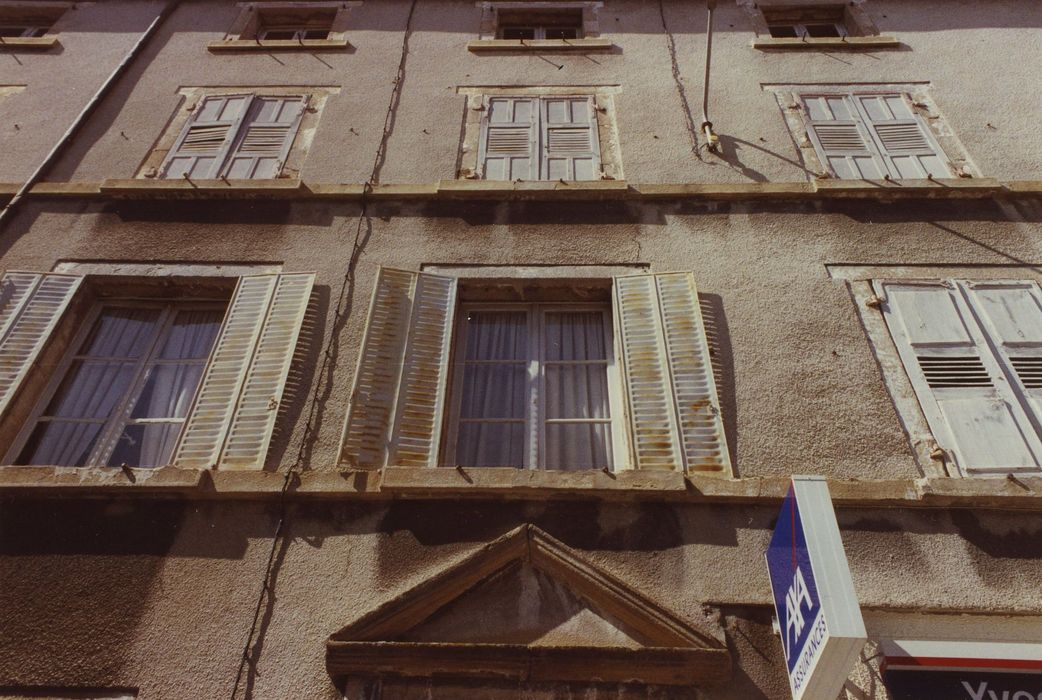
1, 0, 1041, 698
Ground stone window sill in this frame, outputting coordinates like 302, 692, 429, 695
467, 38, 613, 52
0, 36, 59, 50
100, 178, 304, 198
438, 179, 629, 200
206, 38, 350, 52
752, 35, 900, 50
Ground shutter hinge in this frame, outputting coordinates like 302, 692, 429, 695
865, 295, 885, 309
929, 443, 947, 462
267, 397, 279, 411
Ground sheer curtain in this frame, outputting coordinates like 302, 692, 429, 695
543, 311, 612, 470
457, 311, 527, 467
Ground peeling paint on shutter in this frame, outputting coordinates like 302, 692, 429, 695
614, 272, 729, 473
542, 96, 601, 181
876, 280, 1042, 474
174, 274, 278, 468
478, 97, 538, 181
224, 96, 306, 179
340, 268, 457, 468
161, 94, 251, 179
0, 272, 81, 418
220, 273, 314, 470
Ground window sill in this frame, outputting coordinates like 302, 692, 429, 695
752, 35, 901, 50
0, 36, 59, 50
813, 177, 1002, 197
467, 38, 614, 52
438, 179, 630, 200
206, 38, 350, 52
100, 178, 304, 199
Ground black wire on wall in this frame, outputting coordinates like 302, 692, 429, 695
229, 0, 420, 696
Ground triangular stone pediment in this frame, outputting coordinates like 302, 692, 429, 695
327, 525, 731, 687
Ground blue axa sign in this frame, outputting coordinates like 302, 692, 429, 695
764, 477, 867, 700
766, 485, 828, 692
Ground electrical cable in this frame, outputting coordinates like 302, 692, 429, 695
229, 0, 419, 696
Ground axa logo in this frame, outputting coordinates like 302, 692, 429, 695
783, 565, 814, 659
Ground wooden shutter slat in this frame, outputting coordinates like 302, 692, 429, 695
389, 273, 457, 467
542, 96, 601, 181
479, 97, 538, 181
340, 268, 457, 468
174, 275, 278, 468
0, 272, 82, 418
655, 272, 731, 472
877, 280, 1042, 473
225, 96, 306, 179
220, 273, 314, 470
161, 94, 251, 179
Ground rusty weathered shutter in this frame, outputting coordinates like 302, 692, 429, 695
174, 273, 314, 469
340, 268, 457, 468
613, 272, 730, 473
876, 280, 1042, 474
0, 272, 82, 417
161, 94, 251, 179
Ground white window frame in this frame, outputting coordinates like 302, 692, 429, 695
444, 301, 626, 471
6, 299, 226, 467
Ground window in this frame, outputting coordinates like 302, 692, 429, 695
256, 6, 335, 40
211, 2, 355, 51
446, 303, 622, 469
875, 279, 1042, 475
0, 270, 314, 470
479, 96, 601, 181
762, 5, 847, 38
495, 8, 583, 39
800, 91, 951, 180
0, 24, 49, 37
159, 94, 307, 180
340, 268, 730, 476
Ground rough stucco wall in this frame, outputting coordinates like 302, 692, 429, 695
0, 1, 163, 183
36, 0, 1042, 185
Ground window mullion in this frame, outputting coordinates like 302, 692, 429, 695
88, 305, 175, 466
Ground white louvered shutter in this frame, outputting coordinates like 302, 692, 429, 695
961, 281, 1042, 449
877, 280, 1042, 474
479, 97, 538, 181
224, 96, 307, 179
0, 272, 81, 418
855, 95, 950, 179
541, 96, 601, 181
174, 273, 314, 469
613, 272, 730, 472
802, 94, 886, 180
340, 268, 457, 468
161, 94, 251, 179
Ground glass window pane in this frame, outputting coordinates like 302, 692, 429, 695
43, 361, 137, 419
461, 365, 527, 419
107, 423, 183, 469
805, 23, 841, 37
79, 308, 161, 358
544, 423, 612, 470
160, 309, 223, 359
16, 421, 104, 467
545, 311, 606, 360
501, 26, 535, 40
545, 365, 610, 419
464, 311, 528, 360
456, 422, 524, 467
545, 27, 578, 39
768, 24, 799, 38
129, 364, 206, 419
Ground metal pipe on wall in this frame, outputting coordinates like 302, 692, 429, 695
701, 0, 720, 152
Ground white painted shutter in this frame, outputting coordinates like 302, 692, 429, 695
174, 273, 314, 469
855, 95, 950, 179
161, 94, 251, 179
0, 272, 81, 418
541, 96, 601, 181
961, 281, 1042, 445
340, 268, 457, 468
802, 94, 886, 180
224, 95, 307, 179
478, 97, 538, 181
613, 272, 730, 472
876, 280, 1042, 474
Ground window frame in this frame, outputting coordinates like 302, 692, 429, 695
6, 298, 227, 468
0, 24, 49, 37
443, 301, 626, 471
